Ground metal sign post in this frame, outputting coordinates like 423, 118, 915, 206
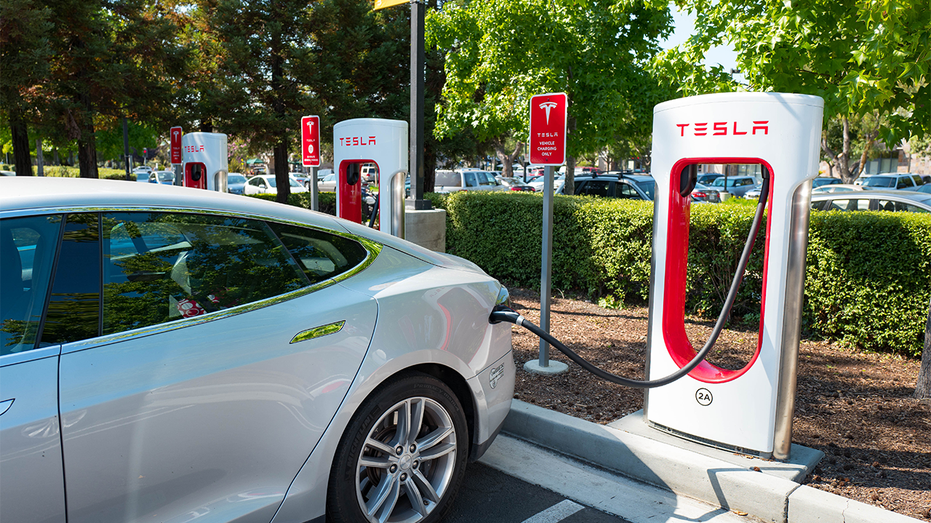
526, 93, 569, 375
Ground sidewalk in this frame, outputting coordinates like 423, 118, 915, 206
495, 400, 920, 523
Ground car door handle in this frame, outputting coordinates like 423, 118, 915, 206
290, 321, 345, 344
0, 398, 13, 417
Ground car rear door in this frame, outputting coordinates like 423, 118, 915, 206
0, 215, 67, 523
49, 212, 377, 523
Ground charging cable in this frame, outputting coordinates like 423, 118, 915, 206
489, 167, 771, 389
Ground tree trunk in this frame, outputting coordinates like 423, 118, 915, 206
36, 139, 44, 176
563, 115, 577, 195
493, 139, 522, 178
274, 140, 290, 204
915, 297, 931, 400
10, 110, 32, 176
77, 135, 99, 179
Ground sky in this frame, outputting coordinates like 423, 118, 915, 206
659, 6, 739, 72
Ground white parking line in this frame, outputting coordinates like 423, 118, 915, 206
521, 499, 585, 523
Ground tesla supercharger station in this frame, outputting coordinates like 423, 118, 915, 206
645, 92, 823, 460
181, 132, 228, 192
333, 119, 408, 236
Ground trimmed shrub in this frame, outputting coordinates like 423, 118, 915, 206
250, 192, 338, 215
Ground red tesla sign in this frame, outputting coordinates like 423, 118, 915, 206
302, 115, 320, 167
170, 126, 183, 164
529, 93, 567, 165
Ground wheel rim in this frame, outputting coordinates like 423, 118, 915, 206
354, 396, 458, 523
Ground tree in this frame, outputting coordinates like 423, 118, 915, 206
426, 0, 672, 193
0, 0, 52, 176
653, 0, 931, 183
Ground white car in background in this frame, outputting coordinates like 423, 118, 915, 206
0, 177, 515, 523
434, 169, 506, 193
243, 174, 308, 195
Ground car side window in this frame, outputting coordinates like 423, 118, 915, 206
876, 199, 928, 213
0, 215, 63, 355
617, 182, 639, 199
100, 213, 307, 335
828, 199, 870, 211
268, 222, 369, 284
897, 177, 913, 189
41, 213, 101, 346
464, 172, 478, 187
577, 180, 609, 197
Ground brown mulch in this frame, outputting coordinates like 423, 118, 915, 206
507, 288, 931, 521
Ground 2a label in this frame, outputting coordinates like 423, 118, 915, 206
695, 388, 713, 406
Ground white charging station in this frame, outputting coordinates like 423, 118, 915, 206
181, 132, 228, 192
645, 93, 824, 459
333, 119, 408, 236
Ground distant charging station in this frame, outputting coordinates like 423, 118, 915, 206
645, 93, 824, 459
181, 132, 228, 192
333, 118, 408, 237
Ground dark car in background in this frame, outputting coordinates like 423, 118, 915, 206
227, 172, 247, 194
557, 173, 655, 201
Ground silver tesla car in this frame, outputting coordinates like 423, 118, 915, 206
0, 177, 515, 523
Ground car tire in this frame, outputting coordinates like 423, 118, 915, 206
326, 373, 469, 523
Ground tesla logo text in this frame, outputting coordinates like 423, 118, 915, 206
339, 136, 377, 147
676, 121, 769, 137
184, 144, 206, 152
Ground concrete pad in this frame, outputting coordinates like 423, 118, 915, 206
524, 360, 569, 375
609, 411, 824, 483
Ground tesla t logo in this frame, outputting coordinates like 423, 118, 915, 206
339, 136, 377, 147
173, 129, 180, 140
676, 121, 769, 137
539, 101, 558, 124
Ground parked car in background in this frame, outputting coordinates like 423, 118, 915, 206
148, 170, 175, 185
858, 173, 926, 190
244, 174, 308, 195
810, 190, 931, 213
693, 183, 722, 202
498, 177, 535, 192
811, 183, 865, 194
289, 172, 309, 187
317, 173, 338, 192
227, 173, 247, 195
912, 183, 931, 194
812, 177, 842, 189
529, 174, 566, 193
708, 176, 760, 198
696, 173, 723, 186
557, 173, 655, 201
0, 177, 514, 523
434, 169, 505, 193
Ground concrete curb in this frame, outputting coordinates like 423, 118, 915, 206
501, 400, 920, 523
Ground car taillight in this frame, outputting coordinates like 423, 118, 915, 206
693, 191, 707, 198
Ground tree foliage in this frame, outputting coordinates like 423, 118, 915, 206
427, 0, 672, 189
654, 0, 931, 182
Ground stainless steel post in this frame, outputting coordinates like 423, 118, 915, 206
390, 171, 406, 239
539, 165, 554, 366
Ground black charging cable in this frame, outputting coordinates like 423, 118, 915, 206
489, 167, 771, 389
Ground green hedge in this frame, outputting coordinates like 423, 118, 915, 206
250, 192, 338, 215
440, 192, 930, 357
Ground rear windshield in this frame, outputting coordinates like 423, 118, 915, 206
435, 171, 461, 187
862, 177, 895, 188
